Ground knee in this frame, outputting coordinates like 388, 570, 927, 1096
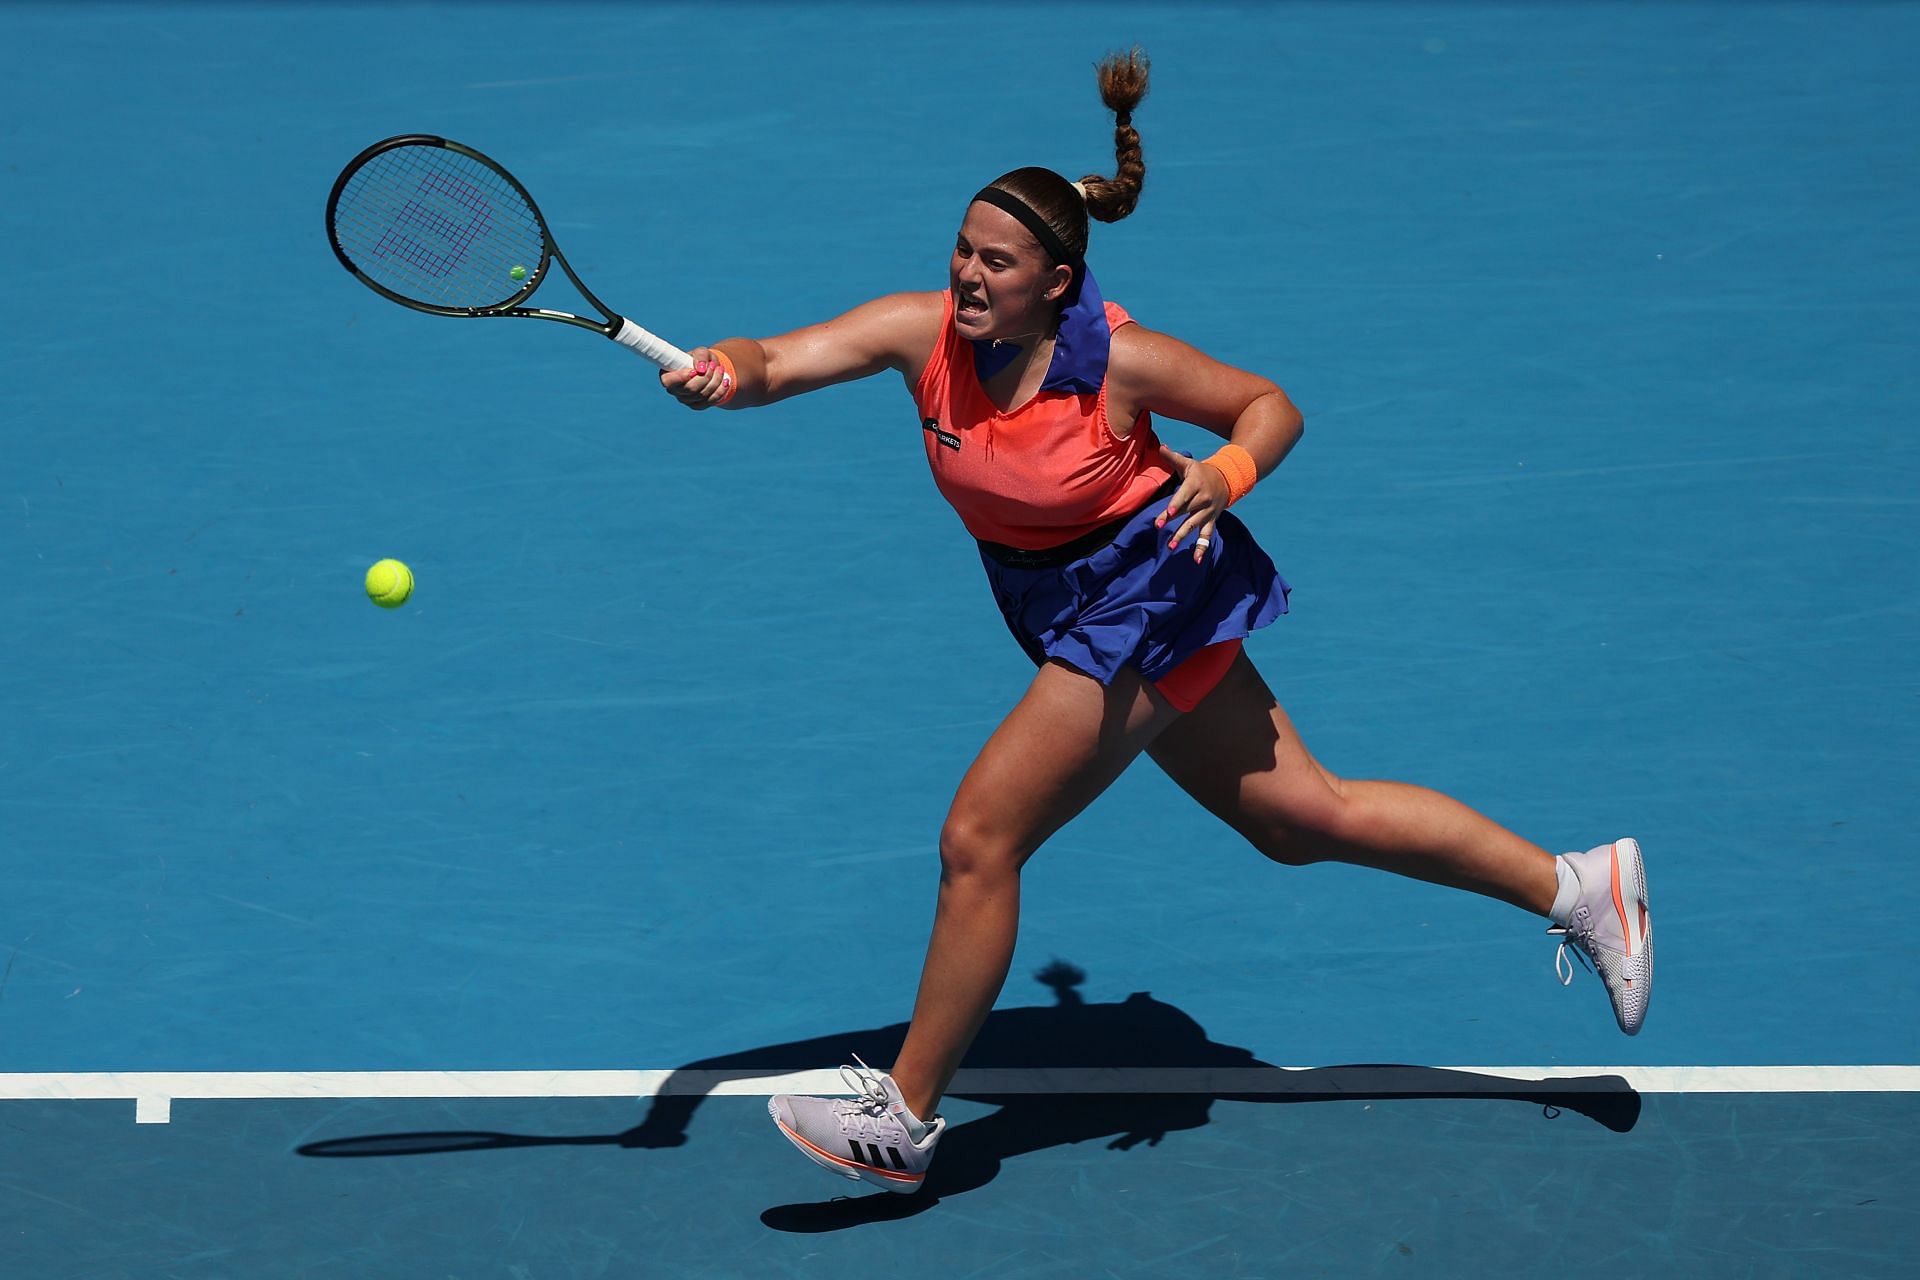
937, 811, 1024, 885
1247, 822, 1329, 868
1240, 785, 1356, 868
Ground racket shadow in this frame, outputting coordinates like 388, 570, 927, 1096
294, 961, 1640, 1227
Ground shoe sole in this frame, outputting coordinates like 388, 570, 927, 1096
768, 1102, 926, 1194
1607, 838, 1653, 1035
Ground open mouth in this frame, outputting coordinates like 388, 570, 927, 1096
955, 291, 988, 320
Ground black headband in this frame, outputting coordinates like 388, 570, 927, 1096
971, 185, 1082, 271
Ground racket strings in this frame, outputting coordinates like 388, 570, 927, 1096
333, 145, 547, 310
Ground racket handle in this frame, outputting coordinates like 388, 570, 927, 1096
610, 316, 694, 370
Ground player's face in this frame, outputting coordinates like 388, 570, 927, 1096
950, 202, 1073, 341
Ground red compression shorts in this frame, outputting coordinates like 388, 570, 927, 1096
1152, 638, 1242, 713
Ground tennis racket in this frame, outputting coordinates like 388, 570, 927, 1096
325, 134, 693, 370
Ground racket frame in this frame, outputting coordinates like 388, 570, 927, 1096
325, 134, 648, 342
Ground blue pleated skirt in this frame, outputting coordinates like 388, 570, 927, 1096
978, 496, 1290, 685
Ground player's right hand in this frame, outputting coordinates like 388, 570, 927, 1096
659, 346, 733, 410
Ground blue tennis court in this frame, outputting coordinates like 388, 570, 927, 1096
3, 2, 1915, 1275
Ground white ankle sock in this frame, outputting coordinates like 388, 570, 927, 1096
883, 1079, 929, 1142
1548, 855, 1582, 926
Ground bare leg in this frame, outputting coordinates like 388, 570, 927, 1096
1148, 653, 1559, 915
889, 661, 1181, 1121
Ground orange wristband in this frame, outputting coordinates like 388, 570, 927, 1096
709, 348, 739, 405
1203, 443, 1259, 506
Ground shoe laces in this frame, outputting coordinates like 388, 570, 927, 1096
835, 1055, 893, 1119
1548, 907, 1595, 987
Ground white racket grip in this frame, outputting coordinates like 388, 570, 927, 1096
611, 316, 694, 370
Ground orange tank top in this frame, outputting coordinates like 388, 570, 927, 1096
914, 292, 1173, 550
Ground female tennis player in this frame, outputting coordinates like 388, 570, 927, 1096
660, 50, 1652, 1195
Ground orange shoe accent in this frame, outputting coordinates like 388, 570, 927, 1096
1609, 843, 1639, 957
775, 1120, 924, 1186
1609, 845, 1626, 917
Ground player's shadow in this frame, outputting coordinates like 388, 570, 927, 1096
296, 961, 1639, 1231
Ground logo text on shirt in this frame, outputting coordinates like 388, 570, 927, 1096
923, 417, 961, 451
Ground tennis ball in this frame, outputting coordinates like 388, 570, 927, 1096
509, 264, 528, 281
365, 558, 414, 609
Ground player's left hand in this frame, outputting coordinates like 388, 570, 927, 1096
1154, 445, 1230, 562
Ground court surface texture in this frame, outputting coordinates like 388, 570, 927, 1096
2, 3, 1915, 1277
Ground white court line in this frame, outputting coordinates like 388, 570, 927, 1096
2, 1066, 1917, 1124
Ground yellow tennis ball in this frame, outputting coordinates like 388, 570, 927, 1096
365, 558, 414, 608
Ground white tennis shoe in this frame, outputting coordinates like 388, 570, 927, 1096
768, 1057, 945, 1194
1549, 838, 1654, 1035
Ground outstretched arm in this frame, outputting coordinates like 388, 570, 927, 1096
661, 291, 947, 411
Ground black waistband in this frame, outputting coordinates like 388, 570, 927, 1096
977, 478, 1179, 570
